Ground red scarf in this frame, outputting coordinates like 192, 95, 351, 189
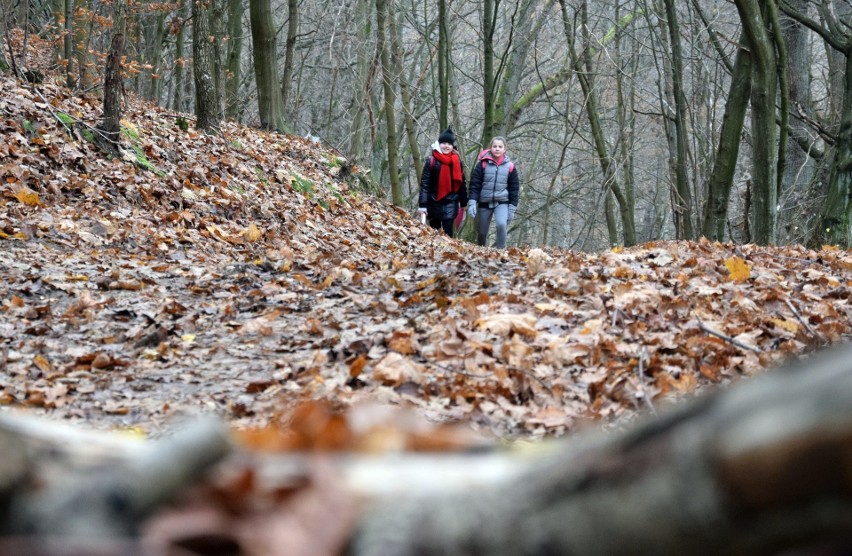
432, 150, 463, 200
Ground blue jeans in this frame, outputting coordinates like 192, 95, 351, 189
476, 203, 509, 248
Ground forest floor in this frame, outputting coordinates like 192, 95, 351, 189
1, 36, 851, 449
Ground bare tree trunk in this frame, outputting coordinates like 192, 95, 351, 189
560, 0, 636, 246
437, 0, 448, 129
662, 0, 694, 239
376, 0, 402, 206
348, 0, 372, 163
172, 0, 188, 112
224, 0, 243, 119
63, 0, 72, 86
480, 0, 495, 145
212, 0, 226, 120
736, 0, 779, 245
390, 8, 422, 184
280, 0, 297, 114
249, 0, 286, 131
146, 12, 166, 102
817, 51, 852, 247
72, 0, 95, 89
97, 1, 125, 154
193, 0, 220, 132
702, 41, 752, 241
778, 0, 813, 243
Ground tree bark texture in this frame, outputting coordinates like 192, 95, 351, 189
480, 0, 495, 146
702, 41, 752, 241
280, 0, 297, 114
193, 0, 220, 132
818, 51, 852, 247
662, 0, 695, 240
390, 9, 422, 184
72, 0, 96, 89
146, 13, 166, 103
438, 0, 449, 130
63, 0, 73, 87
225, 0, 244, 120
736, 0, 779, 245
351, 343, 852, 555
211, 0, 226, 120
375, 0, 402, 206
97, 28, 125, 152
248, 0, 285, 131
172, 0, 188, 112
780, 1, 813, 203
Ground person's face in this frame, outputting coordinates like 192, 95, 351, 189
439, 142, 454, 154
490, 140, 506, 157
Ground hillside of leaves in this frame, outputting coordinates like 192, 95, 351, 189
1, 37, 851, 441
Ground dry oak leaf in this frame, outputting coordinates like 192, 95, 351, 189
372, 352, 425, 386
475, 313, 538, 338
525, 248, 552, 275
387, 329, 417, 355
244, 223, 263, 242
15, 186, 40, 206
725, 256, 751, 282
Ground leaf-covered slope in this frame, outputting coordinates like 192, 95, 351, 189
1, 60, 851, 439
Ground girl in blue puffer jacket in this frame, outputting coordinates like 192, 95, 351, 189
467, 136, 520, 248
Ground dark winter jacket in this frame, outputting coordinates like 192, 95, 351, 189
469, 151, 519, 207
419, 155, 468, 221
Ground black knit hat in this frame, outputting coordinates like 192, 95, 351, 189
437, 126, 456, 145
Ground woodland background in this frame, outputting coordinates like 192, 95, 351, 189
3, 0, 851, 251
2, 0, 852, 550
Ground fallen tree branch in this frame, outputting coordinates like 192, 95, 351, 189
785, 297, 827, 343
351, 342, 852, 555
697, 318, 763, 354
2, 417, 231, 546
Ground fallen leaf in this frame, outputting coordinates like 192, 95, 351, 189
475, 313, 538, 338
725, 256, 751, 282
15, 187, 40, 206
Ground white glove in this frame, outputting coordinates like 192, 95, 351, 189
418, 208, 427, 224
467, 200, 477, 219
508, 204, 516, 223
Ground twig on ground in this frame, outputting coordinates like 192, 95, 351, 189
510, 367, 554, 396
697, 318, 764, 354
636, 348, 656, 415
785, 298, 827, 343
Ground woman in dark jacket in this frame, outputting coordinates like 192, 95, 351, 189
418, 126, 468, 237
467, 136, 520, 248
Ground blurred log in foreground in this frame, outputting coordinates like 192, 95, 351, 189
2, 343, 852, 555
351, 343, 852, 556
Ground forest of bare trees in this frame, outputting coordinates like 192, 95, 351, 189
1, 0, 850, 250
